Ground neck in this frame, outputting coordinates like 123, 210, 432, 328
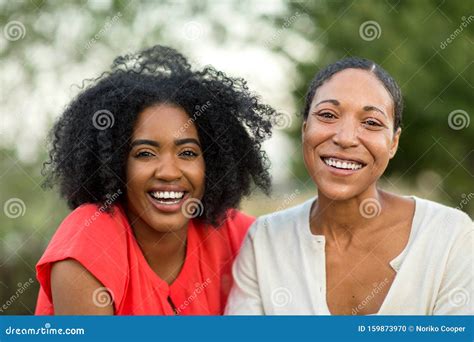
311, 186, 386, 247
125, 210, 188, 284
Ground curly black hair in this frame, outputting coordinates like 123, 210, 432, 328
303, 57, 403, 131
43, 45, 279, 226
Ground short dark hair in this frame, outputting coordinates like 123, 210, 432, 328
43, 45, 280, 226
302, 57, 403, 131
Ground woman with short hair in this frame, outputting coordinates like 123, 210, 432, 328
226, 57, 473, 315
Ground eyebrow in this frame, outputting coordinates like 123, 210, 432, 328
130, 138, 201, 148
314, 99, 387, 118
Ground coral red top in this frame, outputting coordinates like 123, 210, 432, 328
35, 204, 253, 315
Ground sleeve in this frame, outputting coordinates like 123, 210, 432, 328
225, 220, 264, 315
35, 204, 129, 314
433, 213, 474, 314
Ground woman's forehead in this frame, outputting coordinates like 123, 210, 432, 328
312, 68, 394, 113
133, 104, 199, 138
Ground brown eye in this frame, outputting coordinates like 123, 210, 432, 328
317, 112, 337, 120
135, 151, 154, 158
364, 119, 382, 127
179, 150, 198, 158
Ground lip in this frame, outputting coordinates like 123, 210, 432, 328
320, 156, 366, 176
147, 187, 190, 213
147, 192, 190, 213
320, 153, 367, 165
148, 185, 188, 192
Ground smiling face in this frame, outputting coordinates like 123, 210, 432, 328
125, 104, 205, 233
303, 68, 401, 200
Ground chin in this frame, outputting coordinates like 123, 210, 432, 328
144, 213, 189, 233
317, 183, 362, 201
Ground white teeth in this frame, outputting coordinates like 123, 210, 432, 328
323, 158, 363, 170
150, 191, 185, 200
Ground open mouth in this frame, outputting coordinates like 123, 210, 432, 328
148, 191, 187, 205
321, 157, 366, 171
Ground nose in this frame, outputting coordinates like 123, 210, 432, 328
332, 117, 359, 148
153, 154, 182, 181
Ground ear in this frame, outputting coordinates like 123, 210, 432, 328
389, 127, 401, 159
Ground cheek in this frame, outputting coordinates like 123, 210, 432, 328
360, 133, 393, 169
303, 122, 331, 162
125, 159, 149, 195
183, 159, 206, 195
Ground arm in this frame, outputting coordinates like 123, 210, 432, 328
433, 216, 473, 314
225, 227, 265, 315
51, 259, 114, 315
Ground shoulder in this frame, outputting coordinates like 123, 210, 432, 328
415, 197, 473, 230
414, 196, 473, 236
50, 259, 114, 315
246, 197, 315, 244
46, 203, 130, 250
36, 203, 130, 308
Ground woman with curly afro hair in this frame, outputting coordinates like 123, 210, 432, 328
35, 45, 280, 315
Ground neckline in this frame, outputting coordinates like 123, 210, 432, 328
118, 205, 197, 294
300, 195, 422, 315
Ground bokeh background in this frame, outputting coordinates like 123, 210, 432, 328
1, 0, 472, 314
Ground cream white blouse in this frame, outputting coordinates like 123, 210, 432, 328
225, 196, 473, 315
